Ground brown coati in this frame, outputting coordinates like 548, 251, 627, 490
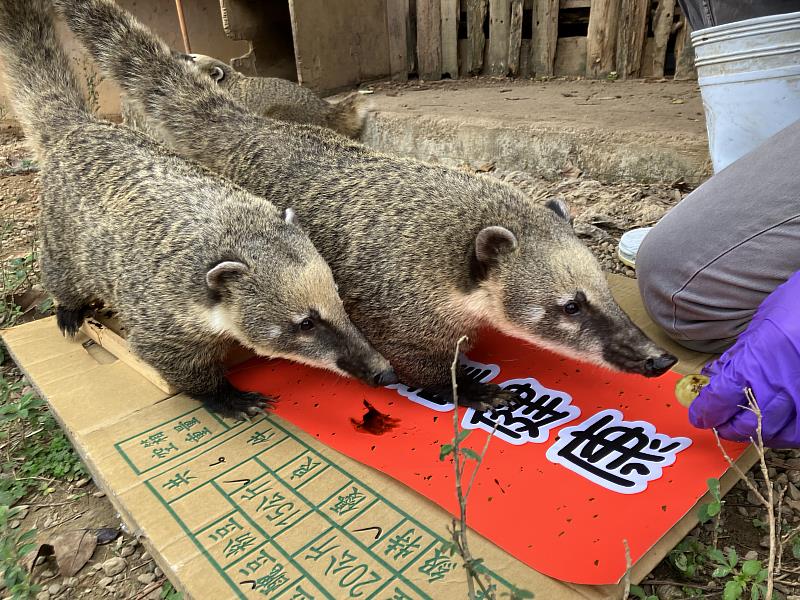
0, 0, 396, 420
121, 52, 367, 140
56, 0, 678, 410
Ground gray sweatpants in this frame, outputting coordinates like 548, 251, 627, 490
637, 118, 800, 353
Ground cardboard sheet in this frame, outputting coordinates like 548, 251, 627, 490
0, 275, 756, 599
228, 328, 747, 585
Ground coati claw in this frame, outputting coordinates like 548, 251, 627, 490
56, 305, 89, 338
198, 383, 276, 421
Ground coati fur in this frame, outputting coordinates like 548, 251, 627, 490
0, 0, 396, 419
57, 0, 678, 409
121, 53, 368, 140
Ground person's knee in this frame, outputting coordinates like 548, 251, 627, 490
636, 223, 740, 354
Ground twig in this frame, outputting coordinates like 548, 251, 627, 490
622, 539, 631, 600
776, 483, 787, 575
713, 388, 775, 600
640, 579, 715, 590
130, 577, 165, 600
450, 335, 476, 600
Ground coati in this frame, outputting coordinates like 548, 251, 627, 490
0, 0, 396, 419
56, 0, 678, 409
121, 53, 367, 140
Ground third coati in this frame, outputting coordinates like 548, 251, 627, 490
56, 0, 678, 409
121, 53, 367, 140
0, 0, 395, 419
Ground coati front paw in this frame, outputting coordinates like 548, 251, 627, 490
198, 382, 276, 421
456, 381, 517, 412
56, 305, 89, 338
418, 380, 516, 412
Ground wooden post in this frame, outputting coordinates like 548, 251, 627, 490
174, 0, 192, 54
487, 0, 511, 75
586, 0, 619, 78
508, 0, 523, 76
649, 0, 675, 77
442, 0, 460, 78
417, 0, 443, 79
466, 0, 488, 73
674, 17, 696, 79
387, 0, 410, 81
530, 0, 558, 76
615, 0, 648, 79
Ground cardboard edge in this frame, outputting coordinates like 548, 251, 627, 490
80, 318, 176, 395
2, 329, 196, 598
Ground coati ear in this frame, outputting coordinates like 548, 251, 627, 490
545, 198, 573, 225
283, 207, 301, 227
206, 260, 248, 291
472, 226, 517, 280
209, 66, 226, 83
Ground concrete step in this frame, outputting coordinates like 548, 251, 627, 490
361, 78, 711, 184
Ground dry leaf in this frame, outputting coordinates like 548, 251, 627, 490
52, 530, 97, 576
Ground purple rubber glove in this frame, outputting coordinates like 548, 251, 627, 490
689, 270, 800, 447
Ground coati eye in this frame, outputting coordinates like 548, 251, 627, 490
563, 301, 581, 316
300, 318, 314, 331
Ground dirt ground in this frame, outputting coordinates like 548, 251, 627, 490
1, 122, 799, 600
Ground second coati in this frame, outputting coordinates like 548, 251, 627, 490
121, 53, 367, 140
57, 0, 678, 409
0, 0, 396, 419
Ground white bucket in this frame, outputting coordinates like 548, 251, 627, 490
692, 11, 800, 172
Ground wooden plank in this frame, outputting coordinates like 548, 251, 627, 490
674, 17, 696, 79
508, 0, 524, 75
466, 0, 488, 73
615, 0, 648, 78
487, 0, 511, 75
585, 0, 619, 78
649, 0, 675, 78
387, 0, 410, 81
519, 38, 531, 76
289, 0, 391, 92
416, 0, 442, 79
554, 35, 587, 75
441, 0, 460, 78
530, 0, 558, 76
560, 0, 591, 7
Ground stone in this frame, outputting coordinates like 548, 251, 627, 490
747, 489, 761, 505
119, 546, 135, 558
62, 577, 77, 588
47, 583, 61, 595
744, 550, 759, 561
760, 535, 771, 548
36, 592, 50, 600
137, 573, 156, 585
140, 552, 150, 562
153, 567, 163, 578
15, 505, 29, 519
656, 584, 684, 600
737, 506, 749, 517
93, 491, 106, 498
101, 557, 127, 577
73, 477, 91, 488
114, 574, 124, 582
789, 483, 800, 501
9, 519, 21, 529
40, 570, 55, 579
98, 577, 113, 588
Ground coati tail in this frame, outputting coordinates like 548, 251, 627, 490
0, 0, 89, 154
53, 0, 239, 140
326, 93, 369, 139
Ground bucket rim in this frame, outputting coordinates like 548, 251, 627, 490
691, 11, 800, 42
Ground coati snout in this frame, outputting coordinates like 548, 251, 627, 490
464, 199, 678, 378
204, 210, 395, 388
